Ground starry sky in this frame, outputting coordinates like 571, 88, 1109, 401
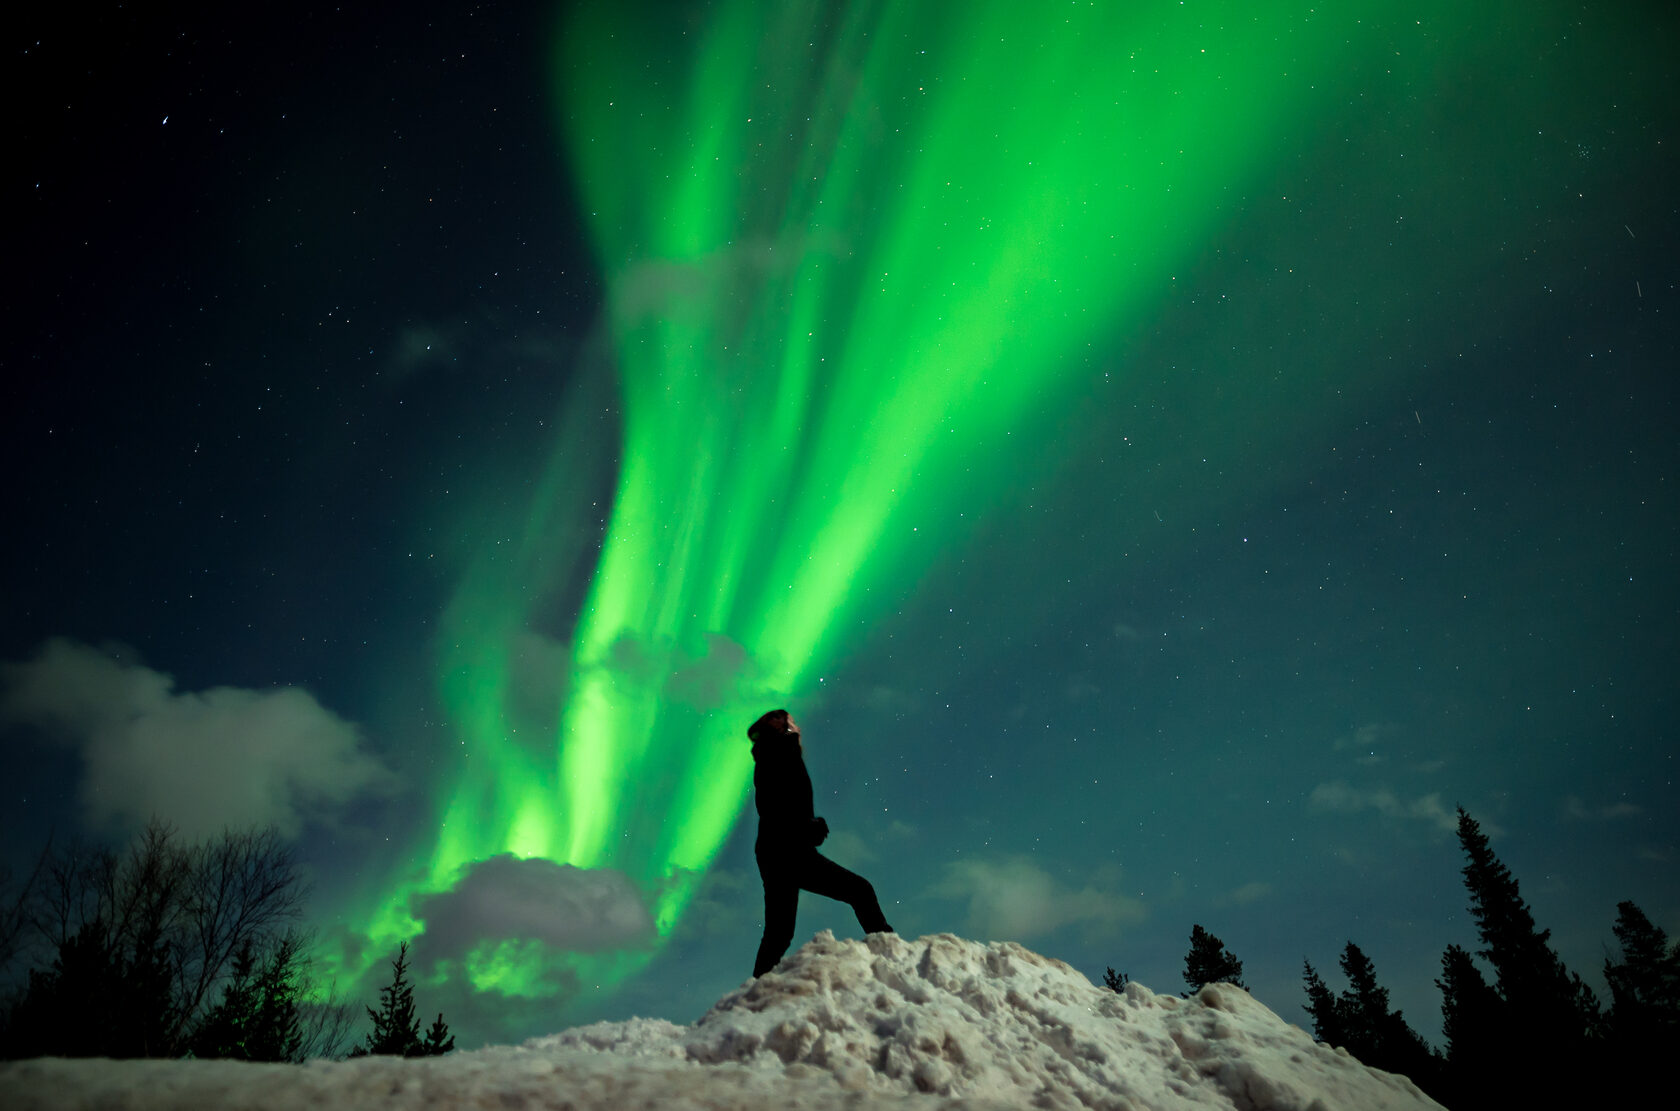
5, 0, 1676, 1050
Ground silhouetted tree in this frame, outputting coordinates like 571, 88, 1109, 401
355, 942, 421, 1057
191, 932, 305, 1062
1301, 960, 1346, 1047
1603, 900, 1680, 1053
4, 918, 175, 1059
1436, 943, 1504, 1106
1101, 967, 1129, 993
1442, 807, 1602, 1105
0, 820, 316, 1059
1315, 943, 1439, 1092
1183, 925, 1245, 994
351, 942, 452, 1058
1455, 808, 1598, 1043
192, 940, 261, 1058
0, 837, 51, 978
421, 1011, 456, 1056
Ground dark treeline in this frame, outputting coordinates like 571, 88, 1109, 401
1110, 808, 1680, 1107
0, 820, 453, 1062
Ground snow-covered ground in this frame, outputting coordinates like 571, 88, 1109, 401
0, 931, 1444, 1110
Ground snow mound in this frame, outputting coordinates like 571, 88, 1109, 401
0, 931, 1444, 1111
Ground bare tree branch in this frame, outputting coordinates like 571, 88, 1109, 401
7, 819, 311, 1056
0, 832, 53, 976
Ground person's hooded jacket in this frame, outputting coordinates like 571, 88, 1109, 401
751, 734, 828, 852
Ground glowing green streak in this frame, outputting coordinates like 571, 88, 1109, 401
340, 0, 1467, 1004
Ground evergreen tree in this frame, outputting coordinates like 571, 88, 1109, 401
1603, 900, 1680, 1050
248, 933, 305, 1062
7, 922, 121, 1058
1454, 807, 1598, 1045
1436, 943, 1504, 1107
5, 918, 177, 1059
1303, 945, 1438, 1095
1337, 943, 1388, 1036
357, 942, 423, 1057
191, 941, 260, 1059
1183, 925, 1246, 994
0, 821, 311, 1059
1335, 943, 1437, 1089
1301, 960, 1345, 1047
420, 1012, 456, 1056
195, 932, 305, 1062
1444, 808, 1602, 1105
1101, 967, 1129, 993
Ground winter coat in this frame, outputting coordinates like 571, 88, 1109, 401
751, 737, 826, 852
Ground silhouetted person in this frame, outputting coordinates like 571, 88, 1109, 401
749, 708, 893, 977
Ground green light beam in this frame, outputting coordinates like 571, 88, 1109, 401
338, 0, 1469, 1005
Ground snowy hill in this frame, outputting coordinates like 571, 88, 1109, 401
1, 931, 1444, 1110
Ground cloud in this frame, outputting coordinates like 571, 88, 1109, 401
933, 855, 1145, 943
1330, 722, 1402, 766
671, 866, 756, 942
1562, 795, 1642, 822
412, 854, 655, 960
506, 630, 571, 733
820, 828, 875, 866
0, 638, 392, 839
1064, 673, 1102, 700
858, 684, 921, 718
1308, 781, 1459, 833
596, 632, 769, 712
1222, 882, 1273, 906
665, 635, 760, 708
608, 235, 841, 329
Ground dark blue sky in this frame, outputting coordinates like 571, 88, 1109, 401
4, 0, 1676, 1048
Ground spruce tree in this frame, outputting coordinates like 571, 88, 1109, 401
1303, 945, 1438, 1095
1337, 943, 1437, 1088
1436, 944, 1503, 1107
1301, 960, 1345, 1046
358, 942, 422, 1057
1603, 900, 1680, 1050
420, 1012, 456, 1056
191, 941, 260, 1059
5, 918, 177, 1059
248, 933, 305, 1062
1183, 925, 1246, 994
1101, 967, 1129, 993
1446, 808, 1602, 1105
1454, 808, 1597, 1043
191, 934, 304, 1061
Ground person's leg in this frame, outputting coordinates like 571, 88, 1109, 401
800, 851, 894, 935
754, 866, 800, 977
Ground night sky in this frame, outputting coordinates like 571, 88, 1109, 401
5, 0, 1676, 1050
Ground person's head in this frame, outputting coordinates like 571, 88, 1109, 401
747, 708, 799, 743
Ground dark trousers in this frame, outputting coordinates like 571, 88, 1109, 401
753, 843, 892, 977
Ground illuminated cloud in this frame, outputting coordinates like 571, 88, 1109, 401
505, 630, 572, 733
1308, 781, 1460, 834
1222, 882, 1274, 907
934, 855, 1145, 943
0, 638, 392, 840
413, 854, 655, 958
1562, 795, 1642, 822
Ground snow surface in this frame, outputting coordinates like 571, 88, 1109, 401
0, 931, 1444, 1110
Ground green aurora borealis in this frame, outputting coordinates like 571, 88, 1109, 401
6, 0, 1677, 1053
345, 0, 1479, 998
